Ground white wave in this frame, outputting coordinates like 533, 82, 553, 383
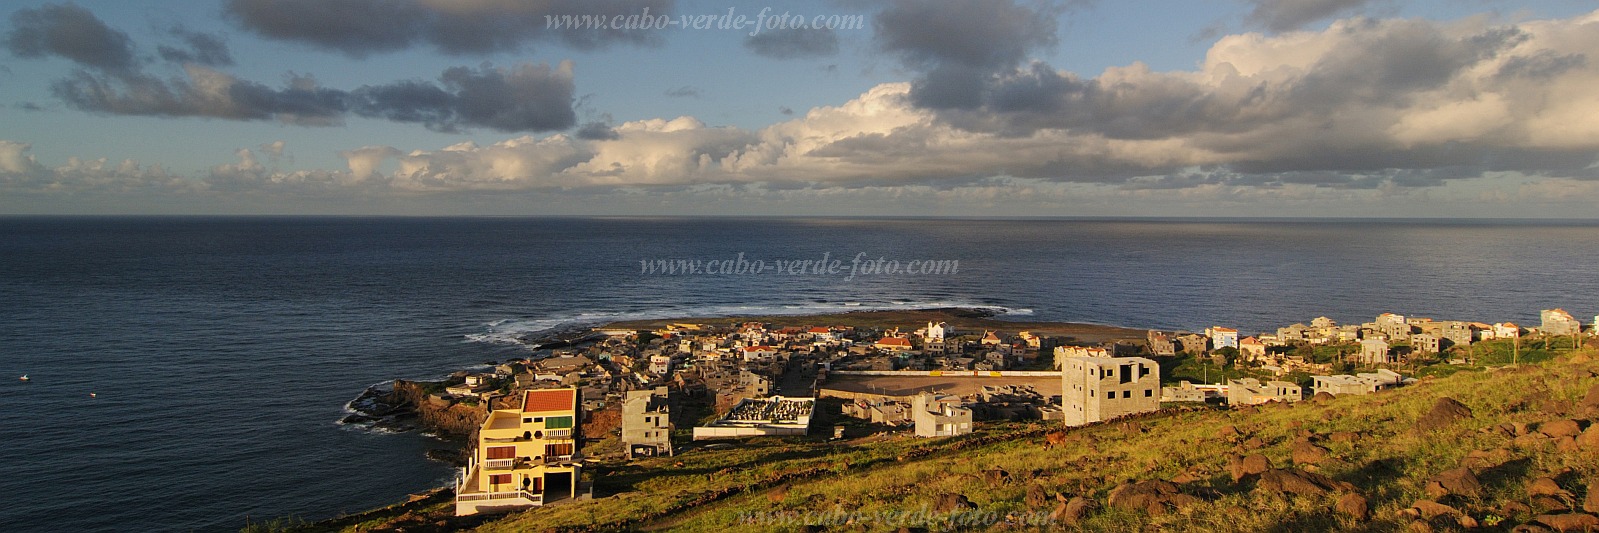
463, 299, 1028, 347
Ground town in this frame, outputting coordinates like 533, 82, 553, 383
442, 308, 1597, 515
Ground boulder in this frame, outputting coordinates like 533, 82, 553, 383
1411, 499, 1462, 520
1424, 467, 1484, 501
1024, 484, 1049, 508
1218, 425, 1240, 438
1586, 482, 1599, 514
982, 468, 1011, 486
933, 493, 977, 513
1051, 496, 1096, 526
1531, 495, 1572, 513
1578, 426, 1599, 448
1528, 477, 1575, 499
1329, 431, 1360, 444
1534, 513, 1599, 532
1540, 419, 1584, 439
1313, 392, 1336, 402
1582, 384, 1599, 409
1107, 480, 1197, 515
1292, 440, 1331, 465
768, 484, 790, 504
1417, 397, 1473, 432
1229, 454, 1273, 481
1336, 493, 1370, 521
1256, 468, 1348, 497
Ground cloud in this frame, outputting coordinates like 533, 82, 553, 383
52, 61, 577, 132
157, 27, 234, 66
1245, 0, 1375, 33
873, 0, 1062, 109
745, 28, 839, 59
5, 3, 135, 71
224, 0, 674, 57
351, 62, 578, 133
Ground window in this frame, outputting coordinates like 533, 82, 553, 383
489, 474, 511, 485
546, 416, 574, 429
546, 443, 574, 457
1122, 390, 1131, 398
533, 417, 544, 423
1145, 389, 1153, 397
486, 446, 517, 460
1120, 364, 1133, 384
1106, 392, 1114, 399
523, 417, 532, 423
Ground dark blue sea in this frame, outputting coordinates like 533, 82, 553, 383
3, 217, 1598, 531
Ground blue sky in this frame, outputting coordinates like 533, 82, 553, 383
2, 0, 1598, 216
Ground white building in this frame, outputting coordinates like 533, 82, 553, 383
1226, 378, 1302, 405
1060, 356, 1160, 427
911, 392, 973, 437
1206, 327, 1239, 350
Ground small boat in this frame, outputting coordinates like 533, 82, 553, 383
18, 375, 27, 382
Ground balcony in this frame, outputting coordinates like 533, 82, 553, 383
483, 458, 520, 471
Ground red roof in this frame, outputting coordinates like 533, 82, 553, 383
808, 327, 830, 333
522, 389, 576, 414
877, 337, 911, 346
743, 345, 775, 352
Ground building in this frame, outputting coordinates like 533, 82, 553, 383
981, 330, 1003, 346
924, 321, 949, 341
1147, 330, 1176, 356
741, 345, 778, 362
1311, 369, 1408, 396
1207, 327, 1239, 350
1494, 322, 1522, 339
1359, 338, 1393, 364
1060, 356, 1160, 427
621, 387, 673, 459
874, 336, 913, 351
1159, 381, 1214, 403
456, 388, 583, 516
912, 392, 973, 437
1376, 313, 1411, 341
1227, 378, 1302, 405
1053, 345, 1110, 368
1239, 336, 1267, 360
1542, 309, 1582, 336
1410, 333, 1440, 354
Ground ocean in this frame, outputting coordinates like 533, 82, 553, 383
2, 216, 1597, 531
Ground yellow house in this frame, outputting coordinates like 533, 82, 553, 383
455, 387, 583, 516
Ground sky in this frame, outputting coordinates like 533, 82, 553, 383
1, 0, 1597, 217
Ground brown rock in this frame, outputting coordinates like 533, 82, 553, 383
1502, 501, 1535, 516
1107, 480, 1193, 515
1531, 495, 1572, 513
1513, 524, 1555, 533
1530, 477, 1576, 499
1534, 513, 1599, 532
933, 493, 976, 513
1229, 454, 1273, 481
1256, 468, 1345, 497
1579, 426, 1599, 448
1242, 436, 1266, 449
1424, 467, 1484, 500
1408, 520, 1435, 533
1515, 422, 1531, 436
1292, 440, 1332, 465
1024, 484, 1049, 508
1582, 384, 1599, 408
1329, 431, 1360, 444
1336, 493, 1370, 521
1411, 499, 1461, 520
1218, 425, 1240, 438
1541, 419, 1585, 438
1586, 482, 1599, 513
1052, 496, 1096, 526
1313, 391, 1336, 402
982, 468, 1011, 486
1417, 397, 1473, 432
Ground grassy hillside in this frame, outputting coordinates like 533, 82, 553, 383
290, 348, 1599, 532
